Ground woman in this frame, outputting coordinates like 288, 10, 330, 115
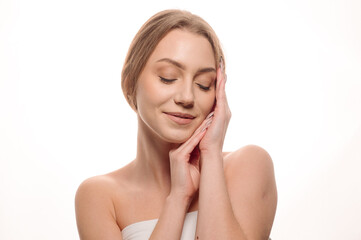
75, 9, 277, 240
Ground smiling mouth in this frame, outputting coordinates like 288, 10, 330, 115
165, 112, 195, 119
164, 112, 196, 125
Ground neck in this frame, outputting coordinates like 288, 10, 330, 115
133, 115, 178, 192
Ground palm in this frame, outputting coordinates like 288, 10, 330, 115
188, 146, 200, 191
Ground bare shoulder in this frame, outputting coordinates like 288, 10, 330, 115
75, 172, 125, 210
224, 144, 276, 198
225, 142, 273, 170
75, 170, 130, 239
224, 145, 277, 239
75, 163, 134, 204
76, 174, 118, 197
224, 144, 274, 182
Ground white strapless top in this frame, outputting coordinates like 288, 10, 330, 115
121, 211, 198, 240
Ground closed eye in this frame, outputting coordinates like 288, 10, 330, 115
160, 76, 211, 91
159, 76, 176, 84
197, 83, 211, 91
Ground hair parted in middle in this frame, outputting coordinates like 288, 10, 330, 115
121, 9, 225, 110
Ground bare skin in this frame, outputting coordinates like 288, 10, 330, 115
75, 29, 277, 240
75, 148, 276, 239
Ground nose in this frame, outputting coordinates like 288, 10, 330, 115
174, 82, 194, 108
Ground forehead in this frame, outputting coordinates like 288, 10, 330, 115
147, 29, 216, 68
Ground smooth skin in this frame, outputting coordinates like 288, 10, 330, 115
75, 29, 277, 240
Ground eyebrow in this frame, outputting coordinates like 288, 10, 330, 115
156, 58, 216, 74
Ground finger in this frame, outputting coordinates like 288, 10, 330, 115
181, 116, 212, 148
180, 126, 207, 155
218, 73, 228, 106
216, 57, 229, 110
178, 117, 213, 154
215, 67, 223, 101
189, 145, 200, 166
216, 56, 226, 97
192, 111, 214, 135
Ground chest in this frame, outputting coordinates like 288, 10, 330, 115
114, 188, 199, 230
121, 211, 198, 240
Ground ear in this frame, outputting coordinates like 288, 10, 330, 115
130, 90, 139, 112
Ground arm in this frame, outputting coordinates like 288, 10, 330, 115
149, 116, 214, 239
196, 146, 277, 240
225, 145, 277, 239
196, 151, 247, 239
195, 60, 277, 239
75, 176, 122, 240
149, 193, 190, 239
75, 116, 214, 240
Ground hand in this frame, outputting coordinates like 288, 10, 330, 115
168, 115, 214, 201
199, 58, 231, 155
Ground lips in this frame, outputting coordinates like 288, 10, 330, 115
165, 112, 195, 119
164, 112, 196, 125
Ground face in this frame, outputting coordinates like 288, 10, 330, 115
135, 29, 217, 143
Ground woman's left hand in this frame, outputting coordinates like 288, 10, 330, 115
199, 59, 231, 155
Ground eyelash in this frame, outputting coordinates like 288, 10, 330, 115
159, 76, 211, 91
197, 84, 210, 91
159, 76, 176, 84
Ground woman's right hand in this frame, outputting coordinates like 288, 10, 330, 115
168, 113, 214, 201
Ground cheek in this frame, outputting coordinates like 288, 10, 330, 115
136, 78, 171, 108
198, 92, 216, 114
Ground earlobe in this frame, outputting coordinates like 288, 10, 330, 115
133, 98, 138, 111
127, 94, 138, 112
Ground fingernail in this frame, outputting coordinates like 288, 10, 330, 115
201, 124, 210, 132
206, 112, 214, 119
201, 119, 213, 132
220, 56, 224, 73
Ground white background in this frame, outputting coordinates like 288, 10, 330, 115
1, 0, 360, 239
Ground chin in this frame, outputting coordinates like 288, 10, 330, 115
160, 130, 193, 144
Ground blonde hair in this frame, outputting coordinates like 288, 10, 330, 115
121, 9, 225, 110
